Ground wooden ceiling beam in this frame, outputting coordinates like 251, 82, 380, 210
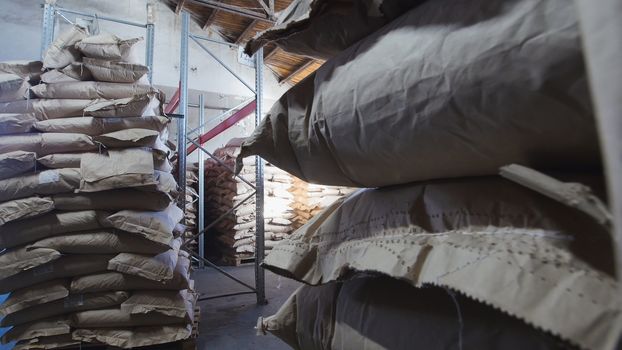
175, 0, 187, 14
235, 19, 258, 44
255, 0, 271, 16
280, 59, 316, 85
264, 47, 280, 62
188, 0, 275, 22
202, 9, 219, 30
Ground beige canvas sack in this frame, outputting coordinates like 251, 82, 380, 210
83, 57, 148, 83
107, 237, 181, 282
0, 73, 29, 103
36, 153, 87, 169
0, 196, 54, 226
0, 210, 110, 249
0, 280, 69, 317
60, 62, 93, 81
42, 25, 88, 69
105, 204, 184, 246
0, 291, 129, 327
0, 246, 61, 280
263, 175, 619, 350
31, 81, 160, 100
13, 334, 78, 350
39, 69, 78, 84
70, 307, 183, 328
92, 128, 160, 148
121, 289, 194, 320
79, 148, 156, 192
52, 188, 171, 211
70, 253, 191, 293
0, 113, 36, 135
0, 168, 80, 202
75, 33, 142, 61
0, 99, 91, 120
28, 230, 170, 255
73, 324, 192, 348
84, 93, 163, 118
1, 317, 70, 344
0, 254, 114, 294
238, 0, 600, 187
0, 151, 36, 180
0, 133, 97, 155
34, 116, 168, 135
0, 61, 43, 81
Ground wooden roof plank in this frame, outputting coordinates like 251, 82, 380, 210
175, 0, 187, 14
188, 0, 274, 22
280, 59, 316, 85
202, 9, 219, 30
235, 19, 258, 44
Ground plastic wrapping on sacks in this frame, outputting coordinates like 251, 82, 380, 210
238, 0, 600, 187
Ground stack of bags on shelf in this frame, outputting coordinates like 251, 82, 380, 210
289, 179, 355, 229
182, 162, 200, 261
0, 25, 196, 350
203, 139, 296, 264
240, 0, 622, 349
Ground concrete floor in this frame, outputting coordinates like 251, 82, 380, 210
192, 265, 301, 350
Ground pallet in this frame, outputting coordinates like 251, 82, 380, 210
234, 256, 255, 266
61, 306, 201, 350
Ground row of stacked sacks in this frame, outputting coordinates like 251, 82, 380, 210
289, 179, 356, 230
202, 139, 295, 264
0, 25, 196, 349
183, 163, 200, 262
240, 0, 622, 349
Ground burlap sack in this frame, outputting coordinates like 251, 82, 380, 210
0, 113, 36, 135
260, 275, 573, 350
28, 230, 170, 255
238, 0, 599, 187
0, 210, 110, 249
0, 151, 36, 180
70, 307, 183, 328
84, 93, 163, 118
0, 73, 29, 103
37, 153, 87, 169
92, 128, 160, 148
1, 317, 70, 345
79, 149, 156, 192
0, 254, 114, 294
60, 62, 93, 81
83, 58, 148, 83
0, 196, 54, 226
0, 99, 92, 120
42, 25, 88, 69
107, 238, 181, 282
121, 289, 194, 320
0, 280, 69, 317
70, 253, 191, 293
75, 33, 142, 61
31, 81, 160, 100
0, 133, 97, 156
0, 61, 43, 81
52, 189, 171, 211
105, 204, 184, 246
72, 324, 192, 348
0, 246, 61, 279
0, 291, 129, 327
40, 69, 77, 84
33, 115, 166, 136
0, 168, 80, 202
263, 176, 619, 350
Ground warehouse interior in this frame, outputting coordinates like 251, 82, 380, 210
0, 0, 621, 349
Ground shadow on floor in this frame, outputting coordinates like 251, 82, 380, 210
193, 265, 301, 350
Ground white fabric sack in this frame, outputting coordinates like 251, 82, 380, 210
75, 33, 142, 61
42, 25, 88, 69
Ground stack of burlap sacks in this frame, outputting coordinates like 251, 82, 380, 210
240, 0, 622, 349
202, 139, 300, 264
0, 25, 196, 349
183, 163, 200, 261
289, 179, 355, 230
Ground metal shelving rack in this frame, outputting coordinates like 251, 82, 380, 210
40, 0, 156, 83
176, 11, 267, 304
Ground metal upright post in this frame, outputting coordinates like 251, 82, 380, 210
198, 94, 206, 269
145, 2, 156, 85
41, 1, 56, 59
177, 11, 189, 213
254, 47, 267, 305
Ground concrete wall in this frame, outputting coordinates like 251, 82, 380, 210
0, 0, 288, 154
